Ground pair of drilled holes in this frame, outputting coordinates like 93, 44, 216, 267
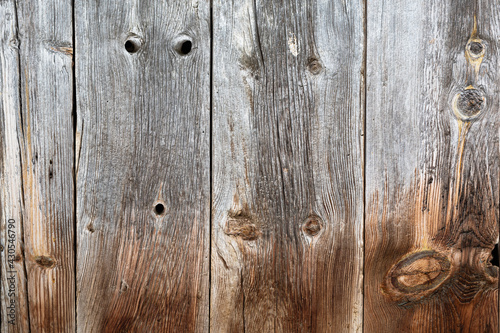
124, 38, 192, 55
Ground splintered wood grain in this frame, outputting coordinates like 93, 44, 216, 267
211, 0, 364, 331
365, 1, 499, 332
3, 0, 76, 331
0, 2, 30, 332
75, 0, 210, 331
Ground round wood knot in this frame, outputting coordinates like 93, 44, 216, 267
469, 41, 483, 55
467, 40, 485, 59
452, 88, 485, 121
34, 255, 56, 268
302, 216, 322, 236
383, 251, 451, 302
224, 213, 260, 241
307, 57, 323, 75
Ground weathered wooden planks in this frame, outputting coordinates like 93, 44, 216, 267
0, 2, 30, 331
75, 0, 211, 331
365, 1, 500, 331
211, 0, 364, 331
1, 0, 76, 331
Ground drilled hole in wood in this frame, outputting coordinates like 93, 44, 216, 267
491, 244, 499, 267
154, 203, 165, 215
181, 41, 192, 54
125, 38, 141, 54
174, 36, 193, 56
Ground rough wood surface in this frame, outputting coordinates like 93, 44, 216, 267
365, 1, 499, 331
211, 0, 364, 331
0, 2, 30, 331
1, 0, 76, 331
75, 0, 210, 331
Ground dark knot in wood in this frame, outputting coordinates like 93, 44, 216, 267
307, 57, 323, 75
457, 89, 484, 117
452, 88, 485, 121
382, 251, 451, 303
224, 212, 260, 241
302, 216, 322, 236
468, 41, 484, 55
35, 255, 56, 268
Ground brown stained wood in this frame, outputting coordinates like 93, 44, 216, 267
0, 2, 30, 332
75, 0, 210, 332
365, 1, 499, 332
211, 0, 364, 332
1, 0, 76, 331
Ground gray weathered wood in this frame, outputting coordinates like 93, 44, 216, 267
75, 0, 210, 331
1, 0, 75, 331
365, 1, 499, 331
0, 2, 30, 332
211, 0, 364, 331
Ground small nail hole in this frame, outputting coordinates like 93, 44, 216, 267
491, 244, 498, 267
154, 203, 165, 215
125, 38, 141, 54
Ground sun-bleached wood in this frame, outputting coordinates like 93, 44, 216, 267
75, 0, 210, 331
211, 0, 365, 331
0, 2, 30, 332
1, 0, 76, 331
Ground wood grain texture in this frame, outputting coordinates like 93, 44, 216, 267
5, 0, 76, 331
365, 1, 499, 332
211, 0, 364, 331
0, 2, 30, 332
75, 0, 210, 331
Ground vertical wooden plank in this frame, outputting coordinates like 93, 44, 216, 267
12, 0, 75, 331
0, 2, 30, 332
211, 0, 364, 331
366, 1, 499, 331
75, 0, 210, 332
